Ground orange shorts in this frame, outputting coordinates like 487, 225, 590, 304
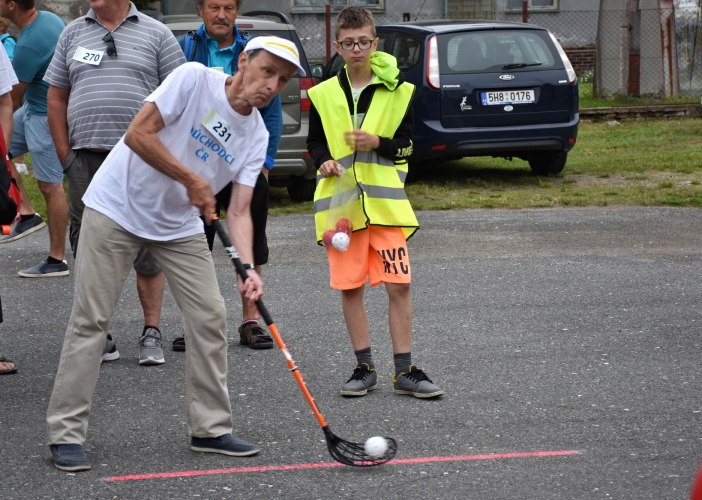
327, 225, 411, 290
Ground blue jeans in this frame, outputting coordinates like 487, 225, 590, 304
10, 103, 63, 184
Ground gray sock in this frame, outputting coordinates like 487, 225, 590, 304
354, 347, 374, 368
394, 352, 412, 375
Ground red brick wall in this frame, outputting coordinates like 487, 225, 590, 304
564, 46, 596, 76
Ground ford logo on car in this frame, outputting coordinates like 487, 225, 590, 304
499, 74, 515, 80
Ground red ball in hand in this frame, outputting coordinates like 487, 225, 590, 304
323, 229, 336, 247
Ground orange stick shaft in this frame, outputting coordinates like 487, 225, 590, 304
268, 323, 328, 428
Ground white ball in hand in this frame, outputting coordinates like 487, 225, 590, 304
364, 436, 388, 458
331, 232, 350, 251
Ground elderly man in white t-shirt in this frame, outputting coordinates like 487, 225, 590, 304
45, 36, 305, 472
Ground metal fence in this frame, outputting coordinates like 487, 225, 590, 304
496, 10, 599, 48
592, 7, 698, 98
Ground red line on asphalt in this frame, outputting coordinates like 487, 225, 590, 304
106, 450, 576, 482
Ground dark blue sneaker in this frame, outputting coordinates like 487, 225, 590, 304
49, 444, 91, 472
190, 434, 260, 457
18, 259, 69, 278
0, 214, 46, 243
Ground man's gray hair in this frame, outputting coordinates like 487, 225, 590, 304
195, 0, 245, 12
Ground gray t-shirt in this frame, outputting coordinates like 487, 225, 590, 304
43, 3, 185, 150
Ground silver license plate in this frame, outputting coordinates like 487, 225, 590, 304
481, 90, 535, 106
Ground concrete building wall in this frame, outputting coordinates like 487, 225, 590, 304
167, 0, 443, 17
596, 0, 629, 96
39, 0, 90, 22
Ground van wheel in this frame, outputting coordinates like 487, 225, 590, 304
528, 151, 568, 175
287, 176, 316, 202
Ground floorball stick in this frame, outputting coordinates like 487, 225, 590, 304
212, 217, 396, 466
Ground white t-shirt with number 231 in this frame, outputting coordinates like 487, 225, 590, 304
83, 62, 269, 241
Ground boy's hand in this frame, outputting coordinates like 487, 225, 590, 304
344, 129, 380, 151
320, 160, 343, 177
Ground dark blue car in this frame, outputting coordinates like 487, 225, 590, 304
320, 20, 579, 177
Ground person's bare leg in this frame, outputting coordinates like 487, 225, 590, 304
385, 282, 412, 354
137, 272, 165, 329
10, 159, 35, 214
240, 265, 262, 320
38, 180, 67, 261
341, 285, 370, 351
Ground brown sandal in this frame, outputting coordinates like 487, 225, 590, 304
0, 355, 17, 375
238, 324, 274, 349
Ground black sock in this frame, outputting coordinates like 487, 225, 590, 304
20, 213, 35, 223
354, 346, 374, 368
394, 352, 412, 375
47, 256, 63, 265
143, 325, 160, 335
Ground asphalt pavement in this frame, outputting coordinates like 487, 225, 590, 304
1, 206, 701, 499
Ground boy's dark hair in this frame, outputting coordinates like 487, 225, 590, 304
335, 6, 376, 40
12, 0, 34, 11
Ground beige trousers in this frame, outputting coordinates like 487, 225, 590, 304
47, 208, 233, 444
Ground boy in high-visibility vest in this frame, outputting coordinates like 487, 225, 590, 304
307, 6, 443, 399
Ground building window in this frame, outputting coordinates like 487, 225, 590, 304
506, 0, 558, 10
292, 0, 385, 13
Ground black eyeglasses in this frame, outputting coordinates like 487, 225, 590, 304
336, 38, 376, 51
103, 31, 117, 57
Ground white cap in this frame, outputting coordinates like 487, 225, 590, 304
244, 36, 306, 77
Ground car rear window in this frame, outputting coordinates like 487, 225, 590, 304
438, 29, 562, 74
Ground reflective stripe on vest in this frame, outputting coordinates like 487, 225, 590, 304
309, 76, 418, 243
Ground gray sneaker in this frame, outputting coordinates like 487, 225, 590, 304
0, 214, 46, 243
392, 366, 444, 399
17, 259, 69, 278
341, 363, 378, 396
138, 327, 165, 365
101, 334, 120, 363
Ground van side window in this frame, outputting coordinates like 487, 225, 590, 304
377, 32, 395, 54
391, 34, 421, 71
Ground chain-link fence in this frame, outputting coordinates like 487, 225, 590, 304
446, 0, 496, 19
496, 10, 599, 48
592, 7, 698, 98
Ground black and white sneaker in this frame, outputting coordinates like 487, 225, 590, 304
341, 363, 378, 397
138, 327, 165, 365
392, 366, 444, 398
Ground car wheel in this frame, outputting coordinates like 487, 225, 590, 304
528, 151, 568, 176
287, 176, 316, 202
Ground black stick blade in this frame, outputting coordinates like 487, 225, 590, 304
323, 426, 397, 467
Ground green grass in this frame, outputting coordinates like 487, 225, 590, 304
398, 118, 702, 210
18, 118, 702, 219
579, 82, 698, 108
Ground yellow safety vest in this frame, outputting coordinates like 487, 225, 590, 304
309, 75, 418, 244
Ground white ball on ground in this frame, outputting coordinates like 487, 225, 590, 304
364, 436, 388, 458
331, 231, 350, 251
